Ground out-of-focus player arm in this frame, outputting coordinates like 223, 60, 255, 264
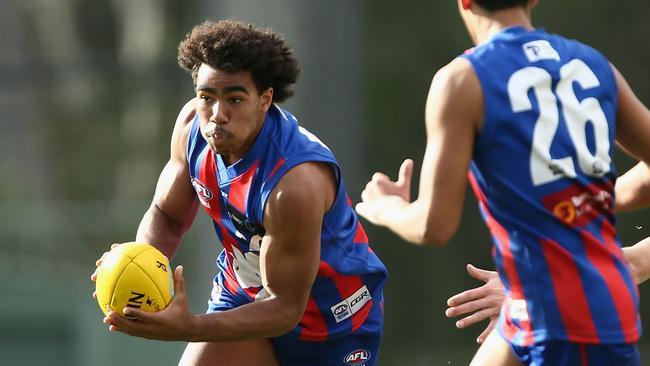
108, 161, 333, 341
136, 99, 200, 259
623, 238, 650, 285
356, 57, 482, 246
613, 64, 650, 213
615, 162, 650, 213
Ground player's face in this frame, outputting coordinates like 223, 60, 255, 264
195, 64, 273, 164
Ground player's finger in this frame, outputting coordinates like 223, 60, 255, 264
447, 286, 487, 306
446, 298, 486, 317
95, 252, 108, 267
111, 243, 120, 249
173, 265, 186, 296
396, 159, 414, 187
355, 202, 368, 218
92, 291, 97, 299
476, 321, 497, 344
371, 172, 390, 183
454, 308, 495, 329
123, 307, 156, 323
466, 263, 497, 282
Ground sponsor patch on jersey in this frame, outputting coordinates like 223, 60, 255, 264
522, 40, 560, 62
330, 285, 371, 323
343, 349, 371, 365
191, 177, 213, 208
510, 299, 529, 322
542, 182, 613, 226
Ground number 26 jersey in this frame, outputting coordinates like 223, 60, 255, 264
462, 26, 641, 346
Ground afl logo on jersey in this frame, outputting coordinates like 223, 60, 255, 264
344, 349, 371, 365
191, 177, 213, 208
333, 304, 349, 316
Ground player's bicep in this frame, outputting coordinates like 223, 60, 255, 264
418, 59, 481, 227
152, 99, 199, 225
614, 64, 650, 163
259, 163, 334, 316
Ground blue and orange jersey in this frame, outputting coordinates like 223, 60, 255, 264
187, 104, 387, 341
461, 26, 641, 346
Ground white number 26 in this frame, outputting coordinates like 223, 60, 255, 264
507, 59, 611, 186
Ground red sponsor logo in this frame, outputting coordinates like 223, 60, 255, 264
344, 349, 371, 365
542, 182, 613, 226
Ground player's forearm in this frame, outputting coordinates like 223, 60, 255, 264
381, 197, 457, 246
136, 204, 188, 259
623, 237, 650, 285
188, 295, 304, 342
615, 162, 650, 213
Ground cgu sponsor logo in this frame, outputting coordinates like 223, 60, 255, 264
344, 349, 371, 365
333, 304, 349, 316
350, 290, 369, 308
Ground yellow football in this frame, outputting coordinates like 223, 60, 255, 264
95, 242, 173, 318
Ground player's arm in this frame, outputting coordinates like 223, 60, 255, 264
92, 100, 199, 284
356, 57, 482, 245
135, 99, 200, 259
622, 238, 650, 284
613, 65, 650, 213
106, 161, 333, 341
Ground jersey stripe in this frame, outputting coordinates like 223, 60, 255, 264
541, 238, 598, 342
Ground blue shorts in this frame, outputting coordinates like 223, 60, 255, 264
207, 273, 383, 366
511, 340, 640, 366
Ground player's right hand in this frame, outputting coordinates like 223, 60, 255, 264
445, 264, 504, 344
90, 243, 120, 298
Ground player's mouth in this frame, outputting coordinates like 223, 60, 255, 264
205, 121, 230, 140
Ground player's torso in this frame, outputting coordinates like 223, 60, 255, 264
186, 105, 388, 340
463, 27, 640, 345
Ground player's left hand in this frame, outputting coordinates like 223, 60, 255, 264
356, 159, 413, 225
103, 265, 196, 341
445, 264, 504, 344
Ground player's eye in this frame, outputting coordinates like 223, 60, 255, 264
200, 95, 212, 102
230, 96, 243, 104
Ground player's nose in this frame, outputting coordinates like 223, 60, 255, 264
210, 101, 228, 124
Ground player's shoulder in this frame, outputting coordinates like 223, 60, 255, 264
430, 57, 480, 97
176, 98, 198, 129
170, 98, 198, 160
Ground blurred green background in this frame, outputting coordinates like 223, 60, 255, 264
2, 0, 650, 365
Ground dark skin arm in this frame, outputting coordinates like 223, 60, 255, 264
91, 99, 199, 284
103, 161, 336, 341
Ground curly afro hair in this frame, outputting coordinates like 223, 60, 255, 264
177, 20, 300, 103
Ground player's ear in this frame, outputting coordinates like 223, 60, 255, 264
460, 0, 472, 10
528, 0, 538, 9
260, 87, 273, 113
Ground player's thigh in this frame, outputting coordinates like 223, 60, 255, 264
178, 339, 279, 366
470, 329, 521, 366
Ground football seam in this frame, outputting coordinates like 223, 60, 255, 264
131, 250, 171, 305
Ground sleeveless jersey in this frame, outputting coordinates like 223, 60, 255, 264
187, 104, 388, 341
461, 26, 641, 346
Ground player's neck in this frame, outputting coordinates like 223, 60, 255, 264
472, 9, 534, 45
